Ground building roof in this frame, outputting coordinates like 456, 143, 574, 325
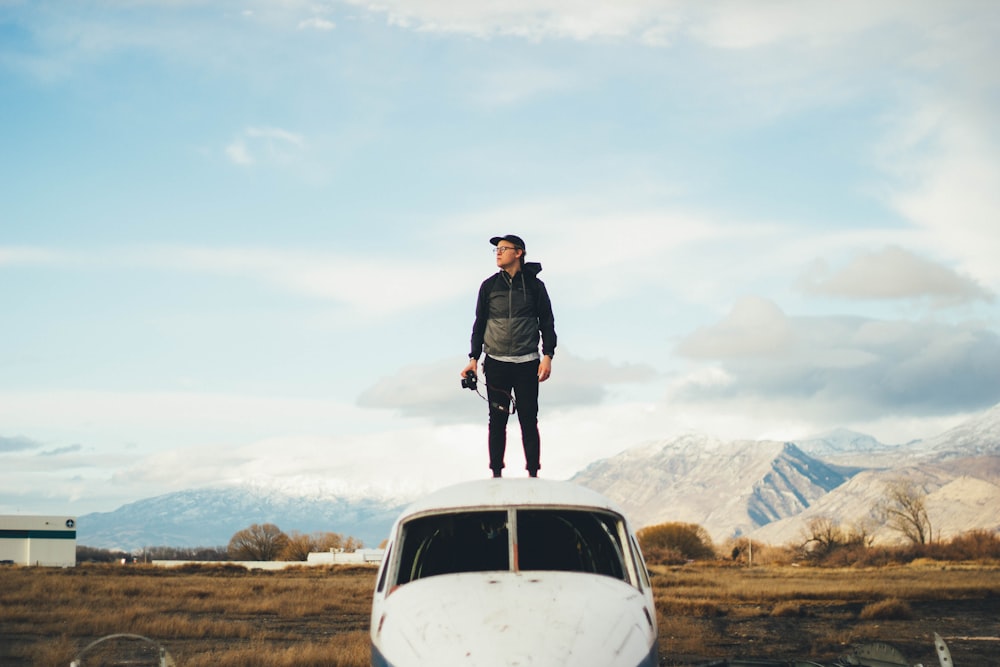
397, 478, 626, 521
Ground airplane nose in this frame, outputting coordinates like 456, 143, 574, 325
373, 572, 656, 667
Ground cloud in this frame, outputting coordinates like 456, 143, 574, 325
446, 199, 755, 305
0, 435, 42, 453
676, 297, 795, 360
886, 121, 1000, 285
357, 352, 658, 423
468, 65, 583, 108
141, 246, 468, 315
690, 1, 914, 50
38, 444, 84, 457
344, 0, 684, 44
2, 242, 467, 315
673, 297, 1000, 421
0, 247, 64, 267
245, 126, 304, 145
0, 390, 375, 453
0, 391, 421, 512
225, 140, 254, 165
800, 246, 994, 306
547, 354, 659, 405
112, 428, 490, 502
298, 17, 335, 31
343, 0, 966, 51
356, 359, 479, 424
225, 126, 305, 167
868, 4, 1000, 286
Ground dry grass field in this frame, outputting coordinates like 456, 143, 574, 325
1, 561, 998, 666
651, 560, 1000, 665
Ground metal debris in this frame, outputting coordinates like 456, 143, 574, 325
70, 633, 176, 667
698, 634, 955, 667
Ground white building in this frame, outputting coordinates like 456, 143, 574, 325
307, 548, 385, 565
152, 549, 385, 569
0, 515, 77, 567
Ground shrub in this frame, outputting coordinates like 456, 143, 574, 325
850, 546, 909, 568
859, 598, 913, 620
642, 546, 689, 566
933, 530, 1000, 561
638, 522, 715, 563
771, 601, 806, 617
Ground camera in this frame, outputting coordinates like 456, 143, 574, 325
461, 370, 477, 391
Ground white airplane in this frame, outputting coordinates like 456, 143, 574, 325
370, 478, 658, 667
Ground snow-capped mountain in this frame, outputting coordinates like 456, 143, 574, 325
78, 403, 1000, 552
750, 464, 1000, 546
78, 484, 405, 552
792, 427, 905, 466
748, 404, 1000, 545
570, 435, 852, 541
919, 403, 1000, 460
578, 410, 1000, 546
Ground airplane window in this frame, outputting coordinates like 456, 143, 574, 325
376, 544, 392, 593
628, 535, 651, 590
395, 511, 510, 584
516, 510, 627, 581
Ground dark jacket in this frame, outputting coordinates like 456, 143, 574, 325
469, 262, 556, 360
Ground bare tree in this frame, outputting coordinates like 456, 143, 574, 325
844, 517, 877, 549
227, 523, 289, 561
314, 531, 345, 552
801, 516, 843, 558
279, 531, 314, 561
320, 532, 364, 551
878, 478, 933, 545
800, 514, 877, 562
276, 530, 365, 561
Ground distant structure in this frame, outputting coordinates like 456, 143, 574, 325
307, 548, 384, 565
150, 548, 385, 570
0, 515, 77, 567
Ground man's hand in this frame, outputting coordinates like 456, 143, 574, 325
461, 358, 477, 378
538, 355, 552, 382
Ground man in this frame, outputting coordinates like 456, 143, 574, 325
462, 234, 557, 478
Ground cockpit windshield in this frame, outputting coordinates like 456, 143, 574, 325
396, 511, 510, 584
516, 509, 626, 579
394, 508, 629, 586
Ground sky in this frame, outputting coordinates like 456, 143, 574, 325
2, 0, 1000, 516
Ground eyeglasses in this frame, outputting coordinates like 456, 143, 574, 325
494, 246, 520, 254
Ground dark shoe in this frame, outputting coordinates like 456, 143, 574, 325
492, 470, 502, 478
528, 470, 538, 478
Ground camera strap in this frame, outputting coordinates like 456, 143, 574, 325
472, 382, 517, 415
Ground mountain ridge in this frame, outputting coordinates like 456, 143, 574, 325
570, 436, 853, 540
78, 485, 404, 552
77, 403, 1000, 551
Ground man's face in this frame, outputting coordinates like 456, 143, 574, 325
495, 242, 522, 270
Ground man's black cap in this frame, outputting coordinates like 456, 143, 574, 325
490, 234, 526, 250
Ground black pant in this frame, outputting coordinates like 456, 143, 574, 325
484, 356, 541, 474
